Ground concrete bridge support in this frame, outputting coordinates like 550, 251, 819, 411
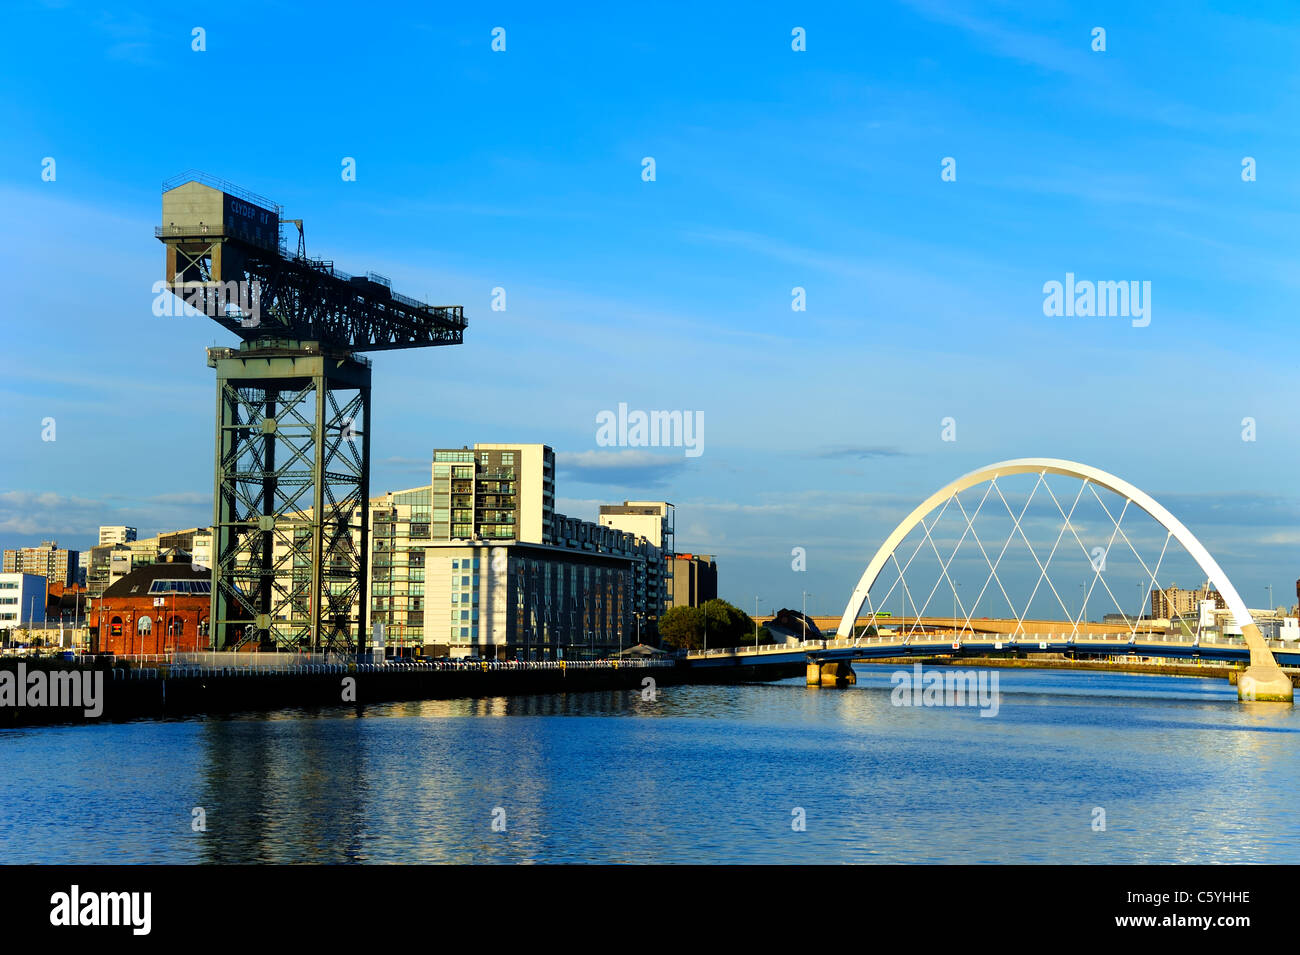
1239, 624, 1294, 702
807, 660, 857, 688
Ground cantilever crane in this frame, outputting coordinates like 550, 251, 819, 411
157, 171, 466, 653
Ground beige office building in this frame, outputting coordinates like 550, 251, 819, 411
98, 526, 138, 547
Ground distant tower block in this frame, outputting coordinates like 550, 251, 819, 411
158, 171, 466, 653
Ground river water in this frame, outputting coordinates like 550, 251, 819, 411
2, 665, 1297, 864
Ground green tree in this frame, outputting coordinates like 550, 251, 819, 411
659, 605, 703, 650
696, 598, 746, 647
660, 599, 783, 650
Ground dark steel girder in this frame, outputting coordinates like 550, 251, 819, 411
192, 242, 466, 352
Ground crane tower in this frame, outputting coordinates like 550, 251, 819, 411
157, 172, 466, 653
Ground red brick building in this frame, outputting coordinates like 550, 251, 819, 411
93, 554, 211, 654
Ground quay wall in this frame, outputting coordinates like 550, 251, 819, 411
0, 658, 797, 726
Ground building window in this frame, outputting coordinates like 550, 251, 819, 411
110, 616, 123, 636
169, 617, 184, 637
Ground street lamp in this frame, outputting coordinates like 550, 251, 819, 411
754, 596, 764, 650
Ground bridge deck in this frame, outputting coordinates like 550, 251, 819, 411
683, 634, 1300, 669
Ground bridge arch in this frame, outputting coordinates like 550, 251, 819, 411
835, 458, 1272, 661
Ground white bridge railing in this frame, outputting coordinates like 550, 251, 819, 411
686, 631, 1298, 659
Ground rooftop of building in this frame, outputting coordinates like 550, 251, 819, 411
101, 551, 207, 599
599, 504, 669, 516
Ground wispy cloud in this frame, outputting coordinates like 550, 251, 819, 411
815, 445, 907, 460
899, 0, 1098, 78
556, 450, 688, 488
0, 489, 210, 545
377, 455, 433, 473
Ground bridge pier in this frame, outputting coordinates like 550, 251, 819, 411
806, 660, 856, 688
1238, 625, 1293, 703
1239, 666, 1293, 702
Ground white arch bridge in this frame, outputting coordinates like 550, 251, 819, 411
686, 459, 1294, 703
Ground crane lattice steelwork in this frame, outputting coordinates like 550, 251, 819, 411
157, 171, 466, 653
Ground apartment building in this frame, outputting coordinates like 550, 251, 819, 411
86, 527, 213, 598
208, 444, 672, 656
1151, 582, 1226, 620
369, 483, 667, 658
597, 500, 673, 614
2, 541, 79, 586
668, 553, 718, 609
431, 444, 555, 543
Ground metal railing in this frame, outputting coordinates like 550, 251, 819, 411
161, 170, 283, 214
85, 651, 675, 673
683, 630, 1296, 659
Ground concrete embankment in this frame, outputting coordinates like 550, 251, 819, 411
0, 661, 666, 726
0, 658, 800, 727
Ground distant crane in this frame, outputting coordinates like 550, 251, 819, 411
157, 171, 466, 653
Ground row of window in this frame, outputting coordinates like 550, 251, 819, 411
107, 614, 205, 636
148, 579, 212, 594
371, 584, 425, 596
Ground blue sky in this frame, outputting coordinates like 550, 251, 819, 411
1, 0, 1298, 618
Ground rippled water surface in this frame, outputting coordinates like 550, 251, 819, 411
3, 665, 1297, 863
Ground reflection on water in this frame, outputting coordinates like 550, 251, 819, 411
2, 665, 1297, 863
